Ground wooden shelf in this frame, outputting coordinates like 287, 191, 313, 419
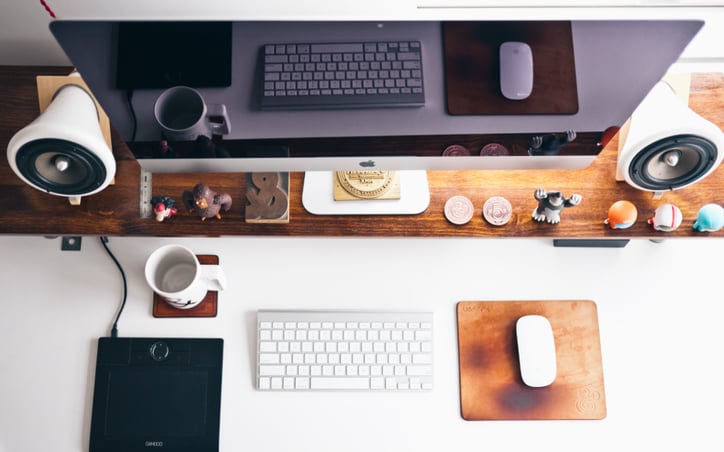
1, 65, 723, 238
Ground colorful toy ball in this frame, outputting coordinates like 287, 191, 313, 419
693, 203, 724, 232
604, 200, 637, 229
648, 203, 683, 232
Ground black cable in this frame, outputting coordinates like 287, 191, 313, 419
99, 236, 127, 338
125, 90, 138, 142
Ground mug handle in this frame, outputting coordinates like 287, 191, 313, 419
200, 265, 227, 291
207, 104, 231, 135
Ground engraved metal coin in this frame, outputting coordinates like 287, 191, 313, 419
444, 195, 475, 225
483, 196, 513, 226
442, 144, 471, 156
480, 143, 510, 156
335, 170, 397, 199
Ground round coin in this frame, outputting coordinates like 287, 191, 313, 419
442, 144, 471, 156
444, 195, 475, 225
480, 143, 510, 156
483, 196, 513, 226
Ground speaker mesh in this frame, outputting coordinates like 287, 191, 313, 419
15, 138, 108, 195
628, 134, 718, 191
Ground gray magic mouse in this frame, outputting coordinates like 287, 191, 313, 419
499, 41, 534, 100
516, 314, 557, 387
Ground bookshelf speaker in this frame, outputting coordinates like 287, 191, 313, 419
617, 81, 724, 196
6, 81, 115, 205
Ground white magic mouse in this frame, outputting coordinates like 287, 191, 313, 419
499, 41, 534, 100
516, 314, 557, 387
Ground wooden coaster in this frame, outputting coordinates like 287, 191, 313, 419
457, 300, 606, 420
152, 255, 219, 318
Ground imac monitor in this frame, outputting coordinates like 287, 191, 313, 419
49, 19, 702, 213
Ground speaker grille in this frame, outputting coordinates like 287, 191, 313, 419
15, 138, 108, 195
628, 134, 718, 191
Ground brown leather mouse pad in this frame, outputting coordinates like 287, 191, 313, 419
457, 300, 606, 420
443, 21, 579, 116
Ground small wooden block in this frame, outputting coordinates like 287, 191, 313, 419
245, 172, 290, 223
152, 255, 219, 318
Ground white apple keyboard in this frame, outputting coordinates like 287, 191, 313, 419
256, 310, 433, 391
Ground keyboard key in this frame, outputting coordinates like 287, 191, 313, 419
310, 377, 370, 390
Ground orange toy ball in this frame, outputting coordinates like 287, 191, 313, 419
605, 200, 638, 229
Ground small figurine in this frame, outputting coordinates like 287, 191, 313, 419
183, 183, 233, 221
648, 203, 683, 232
150, 195, 178, 222
156, 139, 176, 158
528, 130, 577, 156
193, 135, 231, 158
604, 200, 637, 229
692, 203, 724, 232
532, 188, 582, 224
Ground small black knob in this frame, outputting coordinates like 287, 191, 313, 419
149, 341, 170, 362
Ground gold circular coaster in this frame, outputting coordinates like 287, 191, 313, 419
335, 171, 398, 200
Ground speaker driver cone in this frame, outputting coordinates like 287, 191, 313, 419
15, 138, 107, 195
628, 134, 717, 191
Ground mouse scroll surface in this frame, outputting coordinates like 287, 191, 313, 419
516, 315, 557, 388
499, 41, 534, 100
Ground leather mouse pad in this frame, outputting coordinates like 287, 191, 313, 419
443, 21, 579, 116
457, 300, 606, 420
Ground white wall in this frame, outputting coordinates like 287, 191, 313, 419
1, 0, 723, 66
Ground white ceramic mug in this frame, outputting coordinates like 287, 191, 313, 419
144, 244, 226, 309
153, 86, 231, 141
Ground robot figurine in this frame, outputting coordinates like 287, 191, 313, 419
528, 130, 577, 156
532, 188, 582, 224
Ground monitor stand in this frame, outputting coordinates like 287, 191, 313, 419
302, 170, 430, 215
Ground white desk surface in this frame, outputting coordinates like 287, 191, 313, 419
1, 235, 722, 452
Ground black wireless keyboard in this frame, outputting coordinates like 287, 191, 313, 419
259, 40, 425, 109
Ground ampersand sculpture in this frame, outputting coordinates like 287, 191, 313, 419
245, 172, 289, 222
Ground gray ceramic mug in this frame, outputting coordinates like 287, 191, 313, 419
153, 86, 230, 141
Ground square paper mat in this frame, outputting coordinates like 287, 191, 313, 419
457, 300, 606, 420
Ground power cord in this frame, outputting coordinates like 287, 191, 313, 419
125, 90, 138, 142
99, 237, 127, 338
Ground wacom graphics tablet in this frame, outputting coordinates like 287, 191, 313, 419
89, 337, 223, 452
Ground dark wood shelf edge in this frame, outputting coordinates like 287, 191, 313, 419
1, 66, 723, 239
